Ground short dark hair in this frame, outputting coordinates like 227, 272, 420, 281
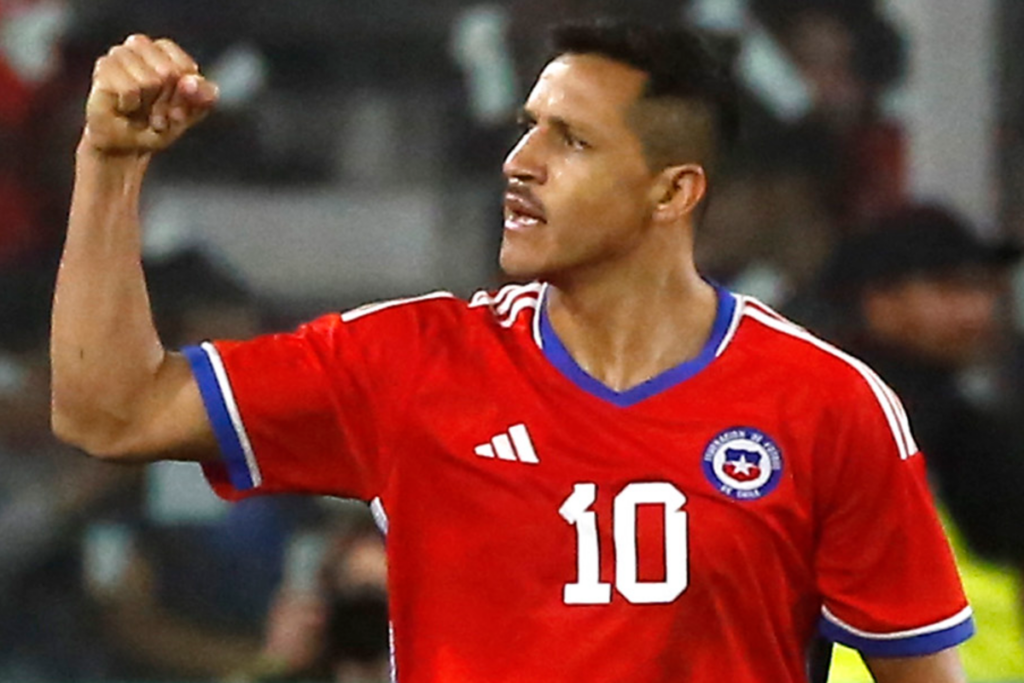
548, 21, 740, 173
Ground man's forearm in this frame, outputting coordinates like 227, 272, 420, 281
51, 143, 166, 453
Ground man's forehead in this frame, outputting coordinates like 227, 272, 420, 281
526, 53, 647, 120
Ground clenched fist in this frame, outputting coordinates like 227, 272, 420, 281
84, 34, 219, 155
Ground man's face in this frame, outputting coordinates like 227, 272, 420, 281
500, 54, 661, 280
864, 270, 1002, 367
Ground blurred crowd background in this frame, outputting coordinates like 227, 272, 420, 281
2, 0, 1024, 681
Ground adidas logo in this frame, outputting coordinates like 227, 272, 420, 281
474, 424, 539, 464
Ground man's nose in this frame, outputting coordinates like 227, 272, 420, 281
502, 129, 546, 184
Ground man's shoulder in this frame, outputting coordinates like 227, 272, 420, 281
730, 296, 917, 456
730, 296, 894, 395
331, 282, 544, 339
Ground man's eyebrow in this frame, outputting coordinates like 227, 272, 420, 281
517, 108, 594, 138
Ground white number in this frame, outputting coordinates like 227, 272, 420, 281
615, 482, 688, 603
558, 483, 612, 604
561, 482, 688, 605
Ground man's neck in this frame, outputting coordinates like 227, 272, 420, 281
545, 266, 719, 393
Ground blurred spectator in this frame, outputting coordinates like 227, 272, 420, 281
88, 494, 323, 681
697, 158, 836, 306
698, 0, 907, 307
0, 262, 142, 680
821, 204, 1024, 561
236, 511, 389, 683
757, 0, 907, 227
811, 204, 1024, 678
146, 245, 261, 344
0, 0, 76, 266
319, 518, 389, 683
84, 247, 333, 681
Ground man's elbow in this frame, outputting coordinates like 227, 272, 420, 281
51, 404, 142, 461
50, 358, 210, 462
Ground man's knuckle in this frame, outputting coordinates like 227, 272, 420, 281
150, 63, 172, 79
111, 45, 138, 63
158, 40, 196, 66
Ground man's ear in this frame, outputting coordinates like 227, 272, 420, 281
651, 164, 707, 223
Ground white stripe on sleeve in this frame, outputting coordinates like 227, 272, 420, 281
200, 342, 263, 486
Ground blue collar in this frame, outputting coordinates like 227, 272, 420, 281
539, 284, 737, 408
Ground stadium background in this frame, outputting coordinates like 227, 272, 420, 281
1, 0, 1023, 681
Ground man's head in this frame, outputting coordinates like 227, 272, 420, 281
500, 21, 738, 281
547, 22, 740, 174
826, 205, 1019, 367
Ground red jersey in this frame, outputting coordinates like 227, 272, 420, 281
183, 283, 972, 683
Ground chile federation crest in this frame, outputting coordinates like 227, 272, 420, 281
702, 427, 783, 501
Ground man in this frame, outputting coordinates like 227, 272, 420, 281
821, 205, 1024, 559
820, 206, 1024, 681
52, 22, 971, 683
817, 207, 1024, 680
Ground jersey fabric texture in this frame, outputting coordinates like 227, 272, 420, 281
183, 283, 973, 683
829, 508, 1024, 683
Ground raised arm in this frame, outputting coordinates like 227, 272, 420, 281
51, 35, 220, 461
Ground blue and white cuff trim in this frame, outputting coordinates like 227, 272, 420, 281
819, 605, 975, 657
183, 342, 262, 491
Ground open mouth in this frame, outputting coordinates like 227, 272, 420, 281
504, 191, 546, 230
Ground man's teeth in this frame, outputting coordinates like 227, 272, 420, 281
504, 210, 542, 229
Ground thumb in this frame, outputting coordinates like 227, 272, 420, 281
178, 74, 219, 108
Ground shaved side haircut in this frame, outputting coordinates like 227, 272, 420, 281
548, 21, 739, 176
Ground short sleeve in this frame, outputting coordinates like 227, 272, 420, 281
183, 311, 401, 502
814, 373, 974, 657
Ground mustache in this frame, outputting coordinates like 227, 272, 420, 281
504, 183, 546, 217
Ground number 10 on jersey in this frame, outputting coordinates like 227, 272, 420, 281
559, 482, 688, 605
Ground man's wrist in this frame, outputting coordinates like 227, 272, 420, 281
75, 134, 152, 185
76, 130, 153, 166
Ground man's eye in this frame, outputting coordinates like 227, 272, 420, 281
563, 131, 589, 150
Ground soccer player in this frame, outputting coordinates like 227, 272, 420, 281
52, 23, 972, 683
